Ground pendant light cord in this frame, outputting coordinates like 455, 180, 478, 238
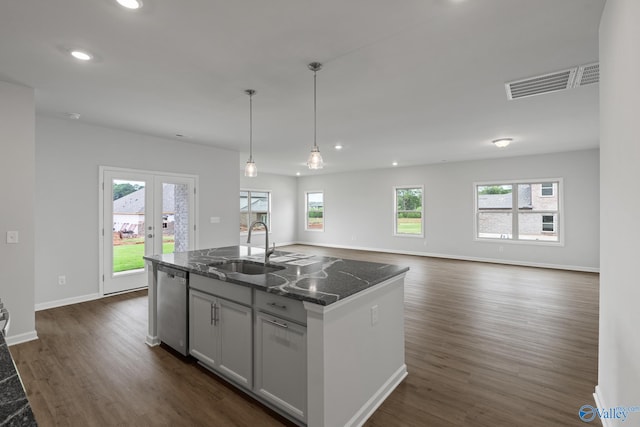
313, 69, 317, 149
249, 92, 253, 161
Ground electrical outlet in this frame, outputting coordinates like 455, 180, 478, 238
371, 305, 379, 326
6, 231, 19, 244
58, 275, 66, 285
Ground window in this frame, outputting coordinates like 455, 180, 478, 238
542, 215, 555, 232
475, 180, 561, 243
240, 190, 270, 233
305, 192, 324, 231
394, 186, 423, 237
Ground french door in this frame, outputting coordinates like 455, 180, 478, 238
100, 167, 196, 295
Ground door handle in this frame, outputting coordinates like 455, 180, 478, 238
265, 318, 288, 329
147, 234, 153, 238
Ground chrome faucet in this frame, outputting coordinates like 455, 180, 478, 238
247, 220, 275, 265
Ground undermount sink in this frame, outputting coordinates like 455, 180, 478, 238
209, 260, 285, 275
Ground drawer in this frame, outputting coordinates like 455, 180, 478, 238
255, 291, 307, 325
190, 274, 252, 306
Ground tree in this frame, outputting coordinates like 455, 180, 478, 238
397, 189, 422, 211
113, 183, 144, 200
479, 185, 511, 195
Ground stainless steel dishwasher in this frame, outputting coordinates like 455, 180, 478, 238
157, 265, 189, 356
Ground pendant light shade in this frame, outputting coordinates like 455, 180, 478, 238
307, 62, 324, 170
244, 89, 257, 177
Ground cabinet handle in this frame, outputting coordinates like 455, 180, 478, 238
210, 303, 214, 325
265, 318, 288, 329
267, 302, 287, 310
213, 303, 219, 326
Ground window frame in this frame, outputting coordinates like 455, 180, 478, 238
305, 191, 324, 232
393, 185, 424, 238
473, 178, 563, 246
240, 189, 271, 235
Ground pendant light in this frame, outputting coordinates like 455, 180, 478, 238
307, 62, 324, 169
244, 89, 258, 177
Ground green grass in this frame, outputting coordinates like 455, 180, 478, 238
113, 240, 175, 273
397, 218, 422, 235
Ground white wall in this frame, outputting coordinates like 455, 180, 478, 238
35, 116, 239, 307
240, 172, 297, 248
298, 149, 599, 271
597, 0, 640, 417
0, 81, 36, 343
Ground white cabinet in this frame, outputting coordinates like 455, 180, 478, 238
189, 289, 253, 389
254, 310, 307, 422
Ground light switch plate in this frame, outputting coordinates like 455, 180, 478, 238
6, 231, 19, 244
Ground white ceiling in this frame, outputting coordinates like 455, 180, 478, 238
0, 0, 604, 176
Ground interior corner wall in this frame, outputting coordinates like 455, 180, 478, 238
297, 149, 599, 271
597, 0, 640, 414
35, 115, 239, 307
240, 172, 298, 247
0, 81, 36, 342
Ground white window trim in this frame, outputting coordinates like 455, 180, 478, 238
393, 185, 425, 238
473, 178, 564, 246
240, 189, 272, 235
305, 190, 325, 232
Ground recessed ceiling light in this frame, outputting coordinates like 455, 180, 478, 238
296, 172, 301, 176
492, 138, 513, 148
392, 161, 398, 167
334, 143, 343, 150
64, 112, 81, 120
70, 50, 92, 61
116, 0, 142, 9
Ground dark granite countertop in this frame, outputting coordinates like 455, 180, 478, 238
0, 334, 37, 426
144, 246, 409, 305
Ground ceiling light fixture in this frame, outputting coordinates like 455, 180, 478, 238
70, 50, 92, 61
244, 89, 257, 177
307, 62, 324, 170
116, 0, 142, 9
334, 143, 343, 150
492, 138, 513, 148
392, 161, 398, 167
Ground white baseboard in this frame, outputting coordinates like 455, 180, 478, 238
5, 330, 38, 346
347, 364, 408, 427
593, 385, 613, 427
35, 292, 102, 311
292, 241, 599, 273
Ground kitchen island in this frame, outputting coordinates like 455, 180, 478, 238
0, 332, 37, 426
144, 246, 408, 427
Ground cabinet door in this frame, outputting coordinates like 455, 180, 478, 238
217, 298, 253, 388
255, 312, 307, 422
189, 290, 217, 367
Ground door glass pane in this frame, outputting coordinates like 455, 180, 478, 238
112, 180, 146, 273
240, 191, 249, 232
306, 192, 324, 230
250, 191, 269, 230
163, 182, 187, 254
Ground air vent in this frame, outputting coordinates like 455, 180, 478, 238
505, 68, 577, 100
574, 62, 599, 87
505, 62, 599, 100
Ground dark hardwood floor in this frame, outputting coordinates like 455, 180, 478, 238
10, 245, 600, 426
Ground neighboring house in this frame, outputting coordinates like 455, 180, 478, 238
112, 186, 175, 237
239, 195, 269, 232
